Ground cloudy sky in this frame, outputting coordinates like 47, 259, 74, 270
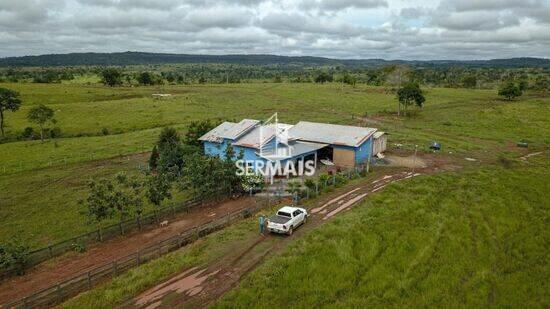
1, 0, 549, 59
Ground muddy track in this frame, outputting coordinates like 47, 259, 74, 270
127, 170, 431, 309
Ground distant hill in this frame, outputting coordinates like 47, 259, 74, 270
0, 52, 549, 68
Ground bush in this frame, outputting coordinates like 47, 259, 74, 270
101, 127, 110, 136
0, 239, 30, 275
20, 127, 35, 140
49, 127, 62, 138
71, 242, 87, 253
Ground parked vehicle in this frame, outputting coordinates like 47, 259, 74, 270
267, 206, 308, 235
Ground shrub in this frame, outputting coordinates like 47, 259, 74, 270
101, 127, 110, 135
71, 242, 87, 253
49, 127, 62, 138
0, 239, 30, 275
20, 127, 35, 140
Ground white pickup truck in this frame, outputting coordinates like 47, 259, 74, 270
267, 206, 308, 235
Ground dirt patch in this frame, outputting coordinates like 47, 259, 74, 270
0, 196, 257, 304
385, 154, 428, 169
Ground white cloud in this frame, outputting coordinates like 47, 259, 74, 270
0, 0, 548, 59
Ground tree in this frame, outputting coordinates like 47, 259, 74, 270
0, 238, 30, 275
498, 81, 523, 101
145, 173, 172, 207
27, 104, 55, 142
79, 173, 143, 239
385, 65, 411, 115
461, 75, 477, 88
0, 88, 22, 137
518, 79, 529, 92
396, 82, 425, 116
183, 119, 221, 147
137, 72, 155, 86
100, 68, 123, 87
156, 127, 185, 176
149, 145, 160, 170
314, 72, 333, 83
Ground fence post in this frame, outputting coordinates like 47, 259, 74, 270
48, 244, 53, 258
119, 221, 123, 235
157, 242, 161, 256
87, 271, 92, 288
56, 284, 63, 302
137, 250, 141, 265
113, 261, 118, 277
306, 188, 309, 200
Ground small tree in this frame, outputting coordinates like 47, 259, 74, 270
101, 68, 123, 87
396, 82, 425, 116
80, 173, 143, 239
0, 238, 30, 275
385, 65, 411, 115
183, 119, 221, 147
137, 72, 155, 86
27, 104, 55, 142
149, 145, 160, 170
145, 172, 172, 207
156, 127, 184, 176
314, 72, 333, 83
498, 81, 523, 101
0, 87, 22, 137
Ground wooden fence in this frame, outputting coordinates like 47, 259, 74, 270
0, 191, 227, 282
2, 198, 270, 309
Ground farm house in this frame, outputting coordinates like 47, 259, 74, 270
199, 119, 381, 172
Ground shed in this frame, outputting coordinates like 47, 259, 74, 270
372, 131, 387, 155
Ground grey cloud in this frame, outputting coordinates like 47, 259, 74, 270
300, 0, 387, 11
0, 0, 549, 60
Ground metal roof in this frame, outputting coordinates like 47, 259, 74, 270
260, 141, 327, 160
373, 131, 386, 139
289, 121, 377, 147
233, 123, 292, 149
198, 119, 259, 142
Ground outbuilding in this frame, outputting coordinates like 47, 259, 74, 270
372, 131, 387, 156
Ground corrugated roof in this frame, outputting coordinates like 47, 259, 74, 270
260, 141, 327, 160
198, 119, 259, 142
233, 123, 292, 149
289, 121, 377, 147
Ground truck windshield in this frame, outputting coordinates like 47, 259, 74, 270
277, 211, 291, 218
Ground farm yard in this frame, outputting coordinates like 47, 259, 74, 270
0, 77, 549, 307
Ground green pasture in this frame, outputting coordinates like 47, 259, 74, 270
216, 158, 550, 308
0, 82, 548, 249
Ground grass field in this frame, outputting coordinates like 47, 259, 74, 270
215, 158, 550, 307
0, 82, 548, 249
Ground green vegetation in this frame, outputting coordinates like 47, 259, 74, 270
0, 82, 548, 250
216, 159, 550, 307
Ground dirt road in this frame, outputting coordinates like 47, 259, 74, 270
0, 196, 257, 304
126, 169, 427, 308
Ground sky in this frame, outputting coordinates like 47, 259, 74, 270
1, 0, 549, 60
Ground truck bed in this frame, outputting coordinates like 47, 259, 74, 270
269, 215, 291, 224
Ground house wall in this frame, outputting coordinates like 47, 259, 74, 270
333, 146, 356, 167
203, 139, 231, 159
331, 136, 373, 168
355, 136, 373, 164
373, 134, 387, 155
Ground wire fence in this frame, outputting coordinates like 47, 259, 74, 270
2, 165, 369, 309
2, 197, 271, 309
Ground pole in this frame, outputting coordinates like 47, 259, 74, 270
412, 145, 418, 174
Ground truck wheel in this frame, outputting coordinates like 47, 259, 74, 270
288, 226, 293, 236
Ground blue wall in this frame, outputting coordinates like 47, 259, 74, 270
354, 136, 373, 164
203, 139, 232, 159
